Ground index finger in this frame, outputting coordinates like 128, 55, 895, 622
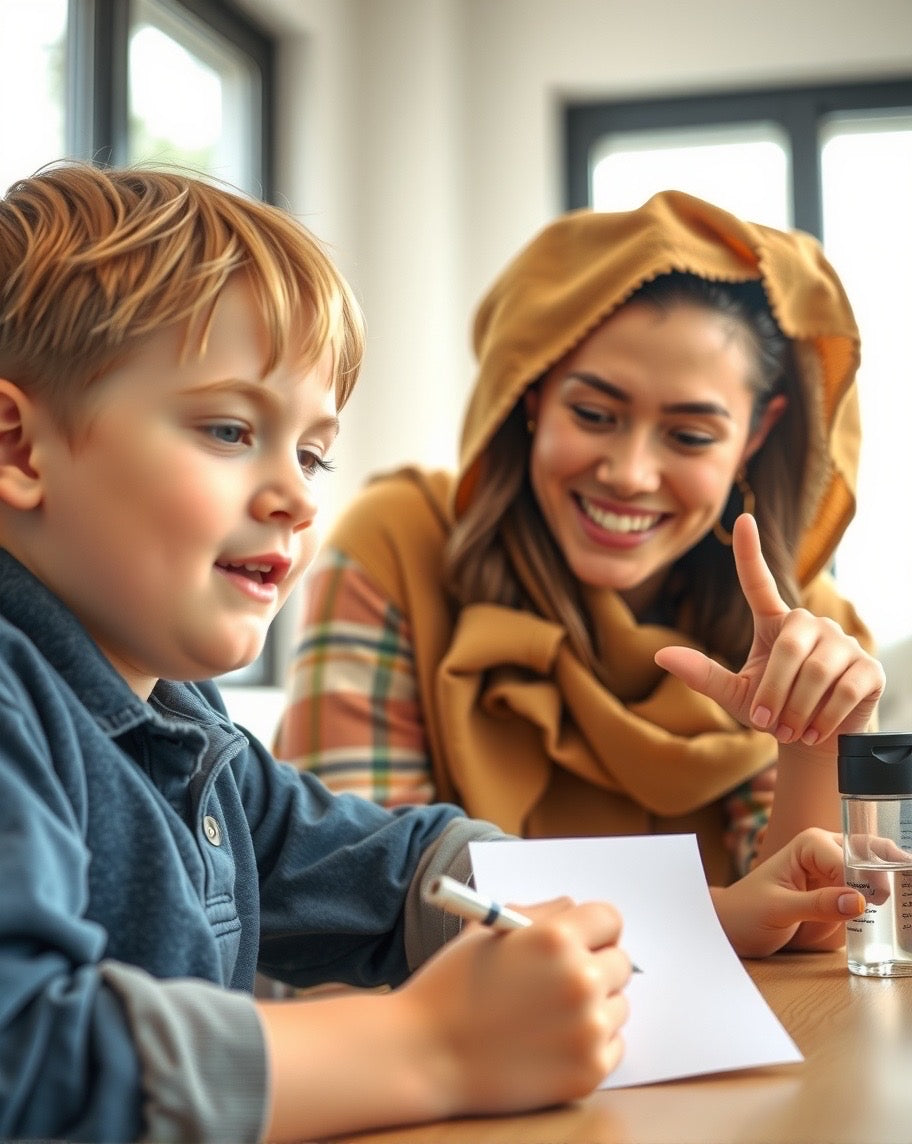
554, 900, 625, 952
731, 513, 788, 619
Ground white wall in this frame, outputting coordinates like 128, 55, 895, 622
227, 0, 912, 742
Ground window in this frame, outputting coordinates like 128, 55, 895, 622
66, 0, 273, 196
1, 0, 272, 212
565, 80, 912, 655
128, 0, 266, 195
0, 0, 68, 194
1, 0, 278, 683
590, 121, 791, 228
819, 113, 912, 650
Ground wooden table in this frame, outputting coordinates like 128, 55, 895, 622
328, 950, 912, 1144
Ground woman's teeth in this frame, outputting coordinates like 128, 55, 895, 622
579, 498, 661, 533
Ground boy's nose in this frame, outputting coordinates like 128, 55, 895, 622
251, 467, 318, 531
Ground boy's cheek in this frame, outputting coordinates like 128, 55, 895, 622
285, 541, 320, 597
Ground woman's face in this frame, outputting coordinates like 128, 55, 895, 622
524, 299, 783, 616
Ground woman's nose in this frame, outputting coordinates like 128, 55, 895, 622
595, 431, 661, 493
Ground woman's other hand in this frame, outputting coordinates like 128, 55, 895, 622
711, 827, 865, 956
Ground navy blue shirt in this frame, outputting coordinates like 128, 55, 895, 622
0, 550, 498, 1141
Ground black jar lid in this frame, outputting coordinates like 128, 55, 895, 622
838, 732, 912, 795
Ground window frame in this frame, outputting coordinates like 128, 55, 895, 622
66, 0, 274, 199
564, 77, 912, 237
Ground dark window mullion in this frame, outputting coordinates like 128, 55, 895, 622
782, 95, 823, 238
564, 104, 599, 210
67, 0, 130, 165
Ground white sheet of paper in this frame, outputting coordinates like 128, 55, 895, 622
469, 833, 802, 1088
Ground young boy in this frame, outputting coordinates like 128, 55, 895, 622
0, 163, 869, 1143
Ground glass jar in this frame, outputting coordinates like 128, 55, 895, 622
839, 731, 912, 977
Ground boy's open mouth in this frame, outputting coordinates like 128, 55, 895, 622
216, 560, 283, 586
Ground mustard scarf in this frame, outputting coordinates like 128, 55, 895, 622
325, 467, 867, 883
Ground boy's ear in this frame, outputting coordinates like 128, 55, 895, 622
0, 380, 45, 510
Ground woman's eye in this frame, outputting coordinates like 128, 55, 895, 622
572, 404, 616, 426
672, 428, 715, 449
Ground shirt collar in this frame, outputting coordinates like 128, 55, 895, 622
0, 547, 157, 734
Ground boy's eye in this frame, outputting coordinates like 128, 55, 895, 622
298, 449, 336, 478
204, 423, 248, 445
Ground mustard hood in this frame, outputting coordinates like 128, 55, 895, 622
456, 190, 861, 584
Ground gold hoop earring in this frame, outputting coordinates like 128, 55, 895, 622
526, 418, 537, 434
712, 471, 756, 546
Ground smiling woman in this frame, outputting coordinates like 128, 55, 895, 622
274, 190, 882, 887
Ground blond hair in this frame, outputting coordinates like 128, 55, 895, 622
0, 162, 364, 428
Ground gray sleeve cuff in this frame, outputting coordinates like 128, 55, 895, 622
101, 961, 268, 1143
403, 817, 512, 970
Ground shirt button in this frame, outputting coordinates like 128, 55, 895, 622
203, 815, 222, 846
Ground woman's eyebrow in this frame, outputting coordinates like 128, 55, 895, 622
666, 401, 732, 418
567, 370, 731, 418
568, 371, 629, 402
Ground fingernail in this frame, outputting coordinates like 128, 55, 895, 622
752, 706, 771, 729
839, 892, 864, 917
802, 728, 819, 746
775, 725, 794, 744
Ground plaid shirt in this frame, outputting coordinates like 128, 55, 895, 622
275, 549, 773, 876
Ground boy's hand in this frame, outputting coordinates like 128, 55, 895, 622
259, 899, 629, 1140
654, 513, 884, 750
711, 827, 865, 957
396, 898, 631, 1117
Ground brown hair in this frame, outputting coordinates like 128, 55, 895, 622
445, 271, 803, 673
0, 162, 364, 430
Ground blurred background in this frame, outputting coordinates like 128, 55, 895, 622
2, 0, 911, 736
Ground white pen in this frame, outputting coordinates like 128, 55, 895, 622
423, 874, 532, 932
424, 873, 644, 972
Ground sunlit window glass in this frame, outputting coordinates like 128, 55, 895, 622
0, 0, 67, 193
820, 116, 912, 650
128, 0, 261, 194
591, 123, 791, 228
